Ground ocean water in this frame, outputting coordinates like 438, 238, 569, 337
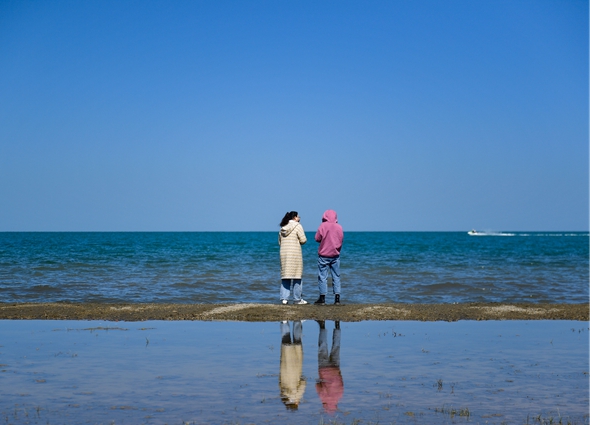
0, 232, 587, 304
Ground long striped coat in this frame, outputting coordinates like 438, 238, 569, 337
279, 343, 306, 406
279, 220, 307, 279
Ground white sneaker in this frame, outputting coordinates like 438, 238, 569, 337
294, 299, 308, 305
281, 299, 288, 305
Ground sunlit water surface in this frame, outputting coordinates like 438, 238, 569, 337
1, 232, 587, 304
0, 320, 587, 425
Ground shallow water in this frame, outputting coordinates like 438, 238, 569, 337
1, 232, 588, 304
0, 320, 587, 424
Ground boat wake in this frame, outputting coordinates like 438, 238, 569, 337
468, 230, 514, 236
468, 231, 588, 237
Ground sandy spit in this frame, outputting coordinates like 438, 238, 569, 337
0, 302, 587, 322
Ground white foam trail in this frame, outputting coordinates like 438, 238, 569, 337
470, 231, 515, 236
470, 232, 588, 237
516, 233, 589, 237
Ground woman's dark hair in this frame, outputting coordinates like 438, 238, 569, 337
280, 211, 298, 227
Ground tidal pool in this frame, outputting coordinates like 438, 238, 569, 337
0, 320, 587, 424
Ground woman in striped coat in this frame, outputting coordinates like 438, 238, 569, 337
279, 211, 308, 305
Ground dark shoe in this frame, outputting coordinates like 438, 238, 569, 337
314, 295, 326, 305
334, 294, 341, 306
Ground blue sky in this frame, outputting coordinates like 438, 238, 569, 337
1, 0, 587, 231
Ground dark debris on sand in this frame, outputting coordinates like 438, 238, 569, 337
0, 302, 587, 322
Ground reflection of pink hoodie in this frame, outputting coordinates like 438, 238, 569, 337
316, 366, 344, 414
315, 210, 343, 257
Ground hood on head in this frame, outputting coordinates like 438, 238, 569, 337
322, 210, 338, 223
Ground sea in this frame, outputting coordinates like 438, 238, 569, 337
0, 231, 587, 304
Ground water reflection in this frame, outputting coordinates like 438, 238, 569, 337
279, 320, 306, 409
316, 320, 344, 414
0, 320, 586, 424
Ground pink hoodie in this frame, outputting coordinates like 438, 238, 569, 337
315, 210, 343, 257
316, 366, 344, 414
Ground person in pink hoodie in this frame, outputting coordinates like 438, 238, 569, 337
315, 320, 343, 414
314, 210, 344, 305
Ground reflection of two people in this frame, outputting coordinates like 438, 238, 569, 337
279, 320, 306, 410
279, 320, 344, 413
316, 320, 344, 415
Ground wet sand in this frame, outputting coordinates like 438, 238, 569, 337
0, 302, 587, 321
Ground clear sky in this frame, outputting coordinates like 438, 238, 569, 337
1, 0, 588, 231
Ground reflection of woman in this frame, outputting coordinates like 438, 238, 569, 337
278, 211, 308, 305
279, 320, 306, 409
316, 320, 344, 414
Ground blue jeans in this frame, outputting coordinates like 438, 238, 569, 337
318, 325, 341, 368
317, 255, 341, 295
281, 320, 303, 344
280, 279, 303, 301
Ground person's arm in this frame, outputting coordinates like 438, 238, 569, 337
297, 225, 307, 245
315, 226, 323, 243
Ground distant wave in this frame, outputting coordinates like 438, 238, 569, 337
516, 233, 589, 237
